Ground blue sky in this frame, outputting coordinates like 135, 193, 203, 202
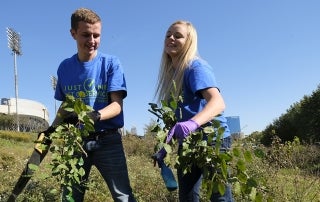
1, 0, 319, 135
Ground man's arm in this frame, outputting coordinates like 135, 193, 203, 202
98, 91, 124, 120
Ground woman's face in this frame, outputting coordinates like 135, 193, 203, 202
164, 23, 188, 58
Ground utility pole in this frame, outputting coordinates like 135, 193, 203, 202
7, 27, 22, 132
50, 75, 57, 113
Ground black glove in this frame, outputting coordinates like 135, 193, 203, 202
63, 111, 100, 125
43, 126, 56, 136
87, 110, 101, 123
63, 112, 79, 125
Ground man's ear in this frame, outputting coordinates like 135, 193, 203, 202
70, 29, 76, 39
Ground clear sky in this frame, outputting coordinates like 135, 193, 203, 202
1, 0, 319, 135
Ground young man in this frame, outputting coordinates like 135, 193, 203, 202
52, 8, 135, 202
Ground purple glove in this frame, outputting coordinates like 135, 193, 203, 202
167, 119, 200, 142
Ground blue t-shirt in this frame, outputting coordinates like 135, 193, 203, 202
177, 59, 230, 138
55, 52, 127, 131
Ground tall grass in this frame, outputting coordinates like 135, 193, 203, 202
0, 131, 319, 202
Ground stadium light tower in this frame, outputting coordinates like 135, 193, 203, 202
50, 75, 57, 113
7, 27, 22, 132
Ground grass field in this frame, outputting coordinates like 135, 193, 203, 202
0, 130, 319, 202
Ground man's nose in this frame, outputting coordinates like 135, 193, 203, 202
88, 35, 95, 41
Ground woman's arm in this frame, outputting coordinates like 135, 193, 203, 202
191, 87, 225, 126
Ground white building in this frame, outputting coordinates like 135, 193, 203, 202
0, 98, 49, 131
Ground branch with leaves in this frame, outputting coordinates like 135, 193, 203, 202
43, 95, 95, 201
148, 87, 269, 201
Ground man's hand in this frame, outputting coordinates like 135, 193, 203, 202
87, 110, 101, 123
63, 110, 100, 125
63, 112, 79, 125
35, 126, 55, 152
167, 119, 199, 143
42, 126, 56, 137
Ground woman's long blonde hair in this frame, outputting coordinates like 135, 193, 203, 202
155, 20, 199, 103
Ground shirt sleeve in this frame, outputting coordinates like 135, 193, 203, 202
186, 60, 219, 96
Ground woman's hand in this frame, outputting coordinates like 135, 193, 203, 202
167, 119, 199, 142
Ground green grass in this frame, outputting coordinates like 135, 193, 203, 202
0, 131, 177, 202
0, 131, 319, 202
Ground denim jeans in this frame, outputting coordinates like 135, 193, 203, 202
177, 136, 234, 202
62, 132, 136, 202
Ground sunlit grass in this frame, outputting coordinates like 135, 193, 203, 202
0, 131, 319, 202
267, 169, 320, 202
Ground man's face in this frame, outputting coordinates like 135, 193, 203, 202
70, 21, 101, 61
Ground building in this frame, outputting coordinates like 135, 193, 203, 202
0, 98, 49, 132
226, 116, 244, 139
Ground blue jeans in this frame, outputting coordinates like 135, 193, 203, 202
177, 136, 234, 202
62, 132, 136, 202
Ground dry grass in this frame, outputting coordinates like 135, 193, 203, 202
0, 131, 319, 202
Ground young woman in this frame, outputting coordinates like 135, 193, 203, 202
155, 20, 233, 201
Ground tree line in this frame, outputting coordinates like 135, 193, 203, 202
261, 85, 320, 145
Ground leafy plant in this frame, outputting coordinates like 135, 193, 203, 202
45, 94, 95, 201
148, 88, 269, 201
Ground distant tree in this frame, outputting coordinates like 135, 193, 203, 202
0, 114, 14, 130
130, 126, 137, 136
124, 129, 132, 136
261, 85, 320, 145
246, 131, 263, 144
143, 119, 158, 137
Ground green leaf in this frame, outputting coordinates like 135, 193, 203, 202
217, 182, 226, 196
233, 181, 241, 196
78, 157, 84, 166
64, 107, 74, 112
169, 99, 177, 109
237, 172, 248, 183
249, 187, 257, 201
203, 126, 215, 134
163, 143, 172, 153
244, 150, 253, 162
220, 160, 228, 179
247, 177, 258, 188
50, 189, 58, 194
255, 192, 263, 202
219, 152, 232, 162
254, 148, 265, 158
57, 164, 69, 171
236, 159, 246, 171
68, 147, 74, 155
211, 119, 221, 128
79, 167, 85, 177
28, 163, 39, 171
73, 174, 80, 184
